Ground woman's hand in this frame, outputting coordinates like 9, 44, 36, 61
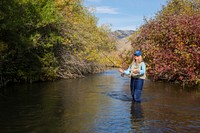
133, 70, 139, 74
121, 73, 124, 77
118, 68, 125, 77
118, 68, 124, 73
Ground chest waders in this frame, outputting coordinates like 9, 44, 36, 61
129, 62, 146, 102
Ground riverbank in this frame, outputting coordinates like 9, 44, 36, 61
0, 63, 106, 88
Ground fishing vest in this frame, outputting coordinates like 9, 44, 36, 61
130, 62, 146, 79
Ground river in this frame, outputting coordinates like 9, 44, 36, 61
0, 69, 199, 133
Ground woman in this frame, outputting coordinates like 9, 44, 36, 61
119, 50, 146, 102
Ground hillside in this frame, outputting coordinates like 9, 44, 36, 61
111, 30, 134, 52
110, 30, 134, 40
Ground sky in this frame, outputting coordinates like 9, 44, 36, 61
83, 0, 168, 31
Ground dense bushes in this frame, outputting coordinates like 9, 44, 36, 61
0, 0, 115, 86
129, 0, 200, 86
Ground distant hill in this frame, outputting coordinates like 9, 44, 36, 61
110, 30, 135, 39
110, 30, 134, 52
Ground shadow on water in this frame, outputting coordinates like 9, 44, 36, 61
106, 91, 132, 101
0, 69, 200, 133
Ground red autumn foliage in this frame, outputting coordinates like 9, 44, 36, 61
131, 13, 200, 85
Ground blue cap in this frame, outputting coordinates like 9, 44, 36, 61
134, 50, 141, 56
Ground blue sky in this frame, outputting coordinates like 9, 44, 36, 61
83, 0, 167, 31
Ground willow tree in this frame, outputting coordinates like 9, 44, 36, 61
53, 0, 116, 78
54, 0, 115, 62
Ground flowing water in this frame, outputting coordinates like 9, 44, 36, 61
0, 69, 199, 133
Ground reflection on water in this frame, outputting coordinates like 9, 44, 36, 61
130, 102, 144, 132
0, 69, 200, 133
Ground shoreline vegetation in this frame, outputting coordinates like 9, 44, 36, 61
0, 0, 116, 87
119, 0, 200, 88
1, 0, 199, 89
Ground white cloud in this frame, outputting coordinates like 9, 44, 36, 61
95, 6, 119, 14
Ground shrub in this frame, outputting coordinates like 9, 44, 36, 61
132, 13, 200, 85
